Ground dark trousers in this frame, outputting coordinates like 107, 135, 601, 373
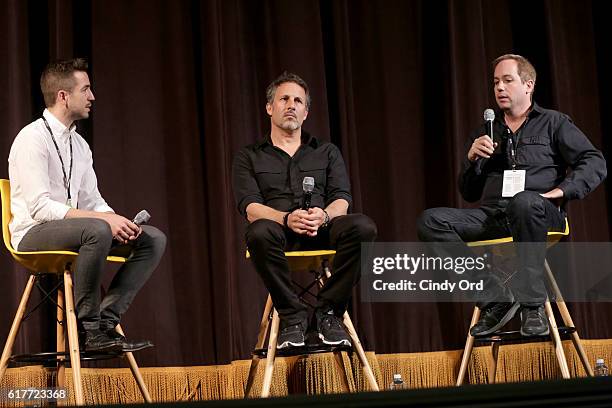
245, 214, 377, 328
18, 218, 167, 331
416, 190, 566, 307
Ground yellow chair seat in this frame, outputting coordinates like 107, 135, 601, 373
246, 249, 336, 272
243, 247, 379, 396
455, 217, 594, 386
467, 218, 570, 247
1, 179, 125, 274
0, 179, 150, 405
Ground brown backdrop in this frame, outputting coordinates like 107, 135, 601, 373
1, 0, 611, 367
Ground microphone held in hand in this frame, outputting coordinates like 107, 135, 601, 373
302, 177, 314, 210
113, 210, 150, 244
132, 210, 151, 225
484, 108, 495, 144
475, 108, 496, 175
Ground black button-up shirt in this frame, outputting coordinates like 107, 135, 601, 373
232, 133, 353, 217
460, 102, 607, 205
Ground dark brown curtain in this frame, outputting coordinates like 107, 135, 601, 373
1, 0, 611, 367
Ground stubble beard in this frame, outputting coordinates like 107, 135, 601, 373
279, 119, 300, 131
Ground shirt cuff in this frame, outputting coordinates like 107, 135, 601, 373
326, 194, 353, 210
43, 201, 71, 221
557, 181, 576, 201
238, 196, 263, 217
92, 204, 114, 213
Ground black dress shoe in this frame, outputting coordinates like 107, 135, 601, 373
104, 329, 154, 352
520, 305, 549, 336
82, 330, 123, 353
470, 302, 520, 336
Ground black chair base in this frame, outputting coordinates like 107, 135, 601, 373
254, 343, 353, 358
10, 350, 124, 364
473, 326, 577, 343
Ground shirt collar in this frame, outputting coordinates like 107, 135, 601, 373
494, 101, 543, 123
528, 102, 543, 117
43, 109, 76, 139
256, 131, 319, 149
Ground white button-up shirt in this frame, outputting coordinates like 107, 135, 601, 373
8, 109, 113, 249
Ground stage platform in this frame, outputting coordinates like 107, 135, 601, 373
1, 339, 611, 406
104, 376, 612, 408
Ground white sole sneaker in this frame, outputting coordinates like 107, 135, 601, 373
318, 333, 351, 346
277, 340, 305, 349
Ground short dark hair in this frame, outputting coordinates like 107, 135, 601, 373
492, 54, 537, 85
40, 58, 89, 107
265, 71, 311, 109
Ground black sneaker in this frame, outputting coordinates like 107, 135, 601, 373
520, 305, 549, 337
277, 324, 305, 349
317, 310, 351, 346
469, 302, 520, 337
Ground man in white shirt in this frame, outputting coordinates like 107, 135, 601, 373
8, 58, 166, 352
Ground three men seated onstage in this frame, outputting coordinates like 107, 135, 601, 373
232, 72, 377, 349
418, 54, 606, 337
8, 59, 167, 352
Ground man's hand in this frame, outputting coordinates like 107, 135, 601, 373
540, 188, 564, 207
101, 213, 141, 244
287, 207, 326, 236
468, 135, 498, 162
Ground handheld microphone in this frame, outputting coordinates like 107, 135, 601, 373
132, 209, 151, 225
113, 210, 150, 244
302, 177, 314, 210
475, 108, 496, 175
484, 108, 495, 144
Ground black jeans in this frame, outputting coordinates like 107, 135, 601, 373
417, 191, 566, 307
19, 218, 167, 331
245, 214, 377, 329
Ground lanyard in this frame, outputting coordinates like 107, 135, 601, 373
507, 134, 517, 169
505, 117, 529, 170
42, 117, 73, 202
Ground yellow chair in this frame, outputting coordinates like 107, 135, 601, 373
456, 220, 594, 385
0, 179, 151, 405
244, 250, 379, 397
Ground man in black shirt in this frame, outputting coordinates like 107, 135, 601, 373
232, 72, 377, 349
418, 54, 606, 337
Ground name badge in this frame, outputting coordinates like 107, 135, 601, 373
66, 198, 74, 208
502, 170, 526, 197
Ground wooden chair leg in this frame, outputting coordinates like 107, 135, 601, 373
260, 309, 280, 398
487, 342, 499, 383
555, 299, 593, 376
63, 269, 85, 406
245, 295, 274, 398
544, 300, 570, 379
0, 274, 36, 381
456, 307, 481, 386
115, 324, 152, 403
57, 286, 66, 392
342, 313, 379, 391
544, 260, 593, 376
332, 351, 352, 392
323, 262, 379, 391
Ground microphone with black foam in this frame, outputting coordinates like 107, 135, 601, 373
302, 177, 314, 210
475, 108, 496, 175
